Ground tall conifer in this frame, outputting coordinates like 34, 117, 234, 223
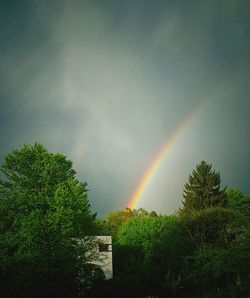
181, 161, 227, 213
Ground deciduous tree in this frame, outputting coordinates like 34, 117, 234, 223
227, 188, 250, 220
0, 143, 96, 298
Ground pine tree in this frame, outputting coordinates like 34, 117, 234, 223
181, 161, 227, 213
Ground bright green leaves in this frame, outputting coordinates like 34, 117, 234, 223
0, 143, 96, 297
53, 179, 95, 238
116, 215, 177, 257
0, 143, 76, 198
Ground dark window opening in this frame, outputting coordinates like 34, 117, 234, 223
99, 243, 110, 252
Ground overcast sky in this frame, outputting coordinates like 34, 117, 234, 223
0, 0, 249, 216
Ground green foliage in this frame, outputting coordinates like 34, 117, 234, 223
181, 207, 245, 248
112, 215, 181, 297
181, 241, 250, 298
93, 203, 250, 298
181, 161, 227, 214
230, 227, 250, 294
102, 207, 158, 240
227, 188, 250, 220
0, 147, 249, 298
94, 218, 112, 236
112, 204, 248, 296
144, 218, 190, 296
0, 143, 76, 197
116, 215, 176, 256
107, 208, 134, 237
178, 206, 250, 297
53, 179, 96, 237
0, 143, 96, 297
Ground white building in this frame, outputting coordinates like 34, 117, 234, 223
91, 236, 113, 280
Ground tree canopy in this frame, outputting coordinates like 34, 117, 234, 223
96, 207, 158, 239
0, 143, 96, 298
227, 188, 250, 220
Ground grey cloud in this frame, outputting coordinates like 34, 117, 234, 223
0, 0, 249, 216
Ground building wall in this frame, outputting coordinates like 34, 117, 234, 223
92, 236, 113, 280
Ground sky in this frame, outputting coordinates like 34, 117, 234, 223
0, 0, 249, 217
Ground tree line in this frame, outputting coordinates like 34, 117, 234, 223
0, 143, 249, 297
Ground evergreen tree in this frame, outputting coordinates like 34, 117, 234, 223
181, 161, 227, 213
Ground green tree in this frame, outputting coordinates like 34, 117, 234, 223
104, 207, 158, 240
95, 218, 112, 236
179, 207, 250, 297
111, 216, 177, 297
114, 215, 190, 296
116, 215, 176, 256
182, 207, 244, 248
181, 231, 250, 297
0, 143, 96, 298
144, 217, 189, 297
227, 188, 250, 220
181, 161, 227, 214
107, 208, 134, 236
0, 143, 76, 197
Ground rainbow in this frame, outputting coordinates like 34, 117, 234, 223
127, 108, 198, 209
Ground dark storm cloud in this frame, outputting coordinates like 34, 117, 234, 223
0, 0, 249, 216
